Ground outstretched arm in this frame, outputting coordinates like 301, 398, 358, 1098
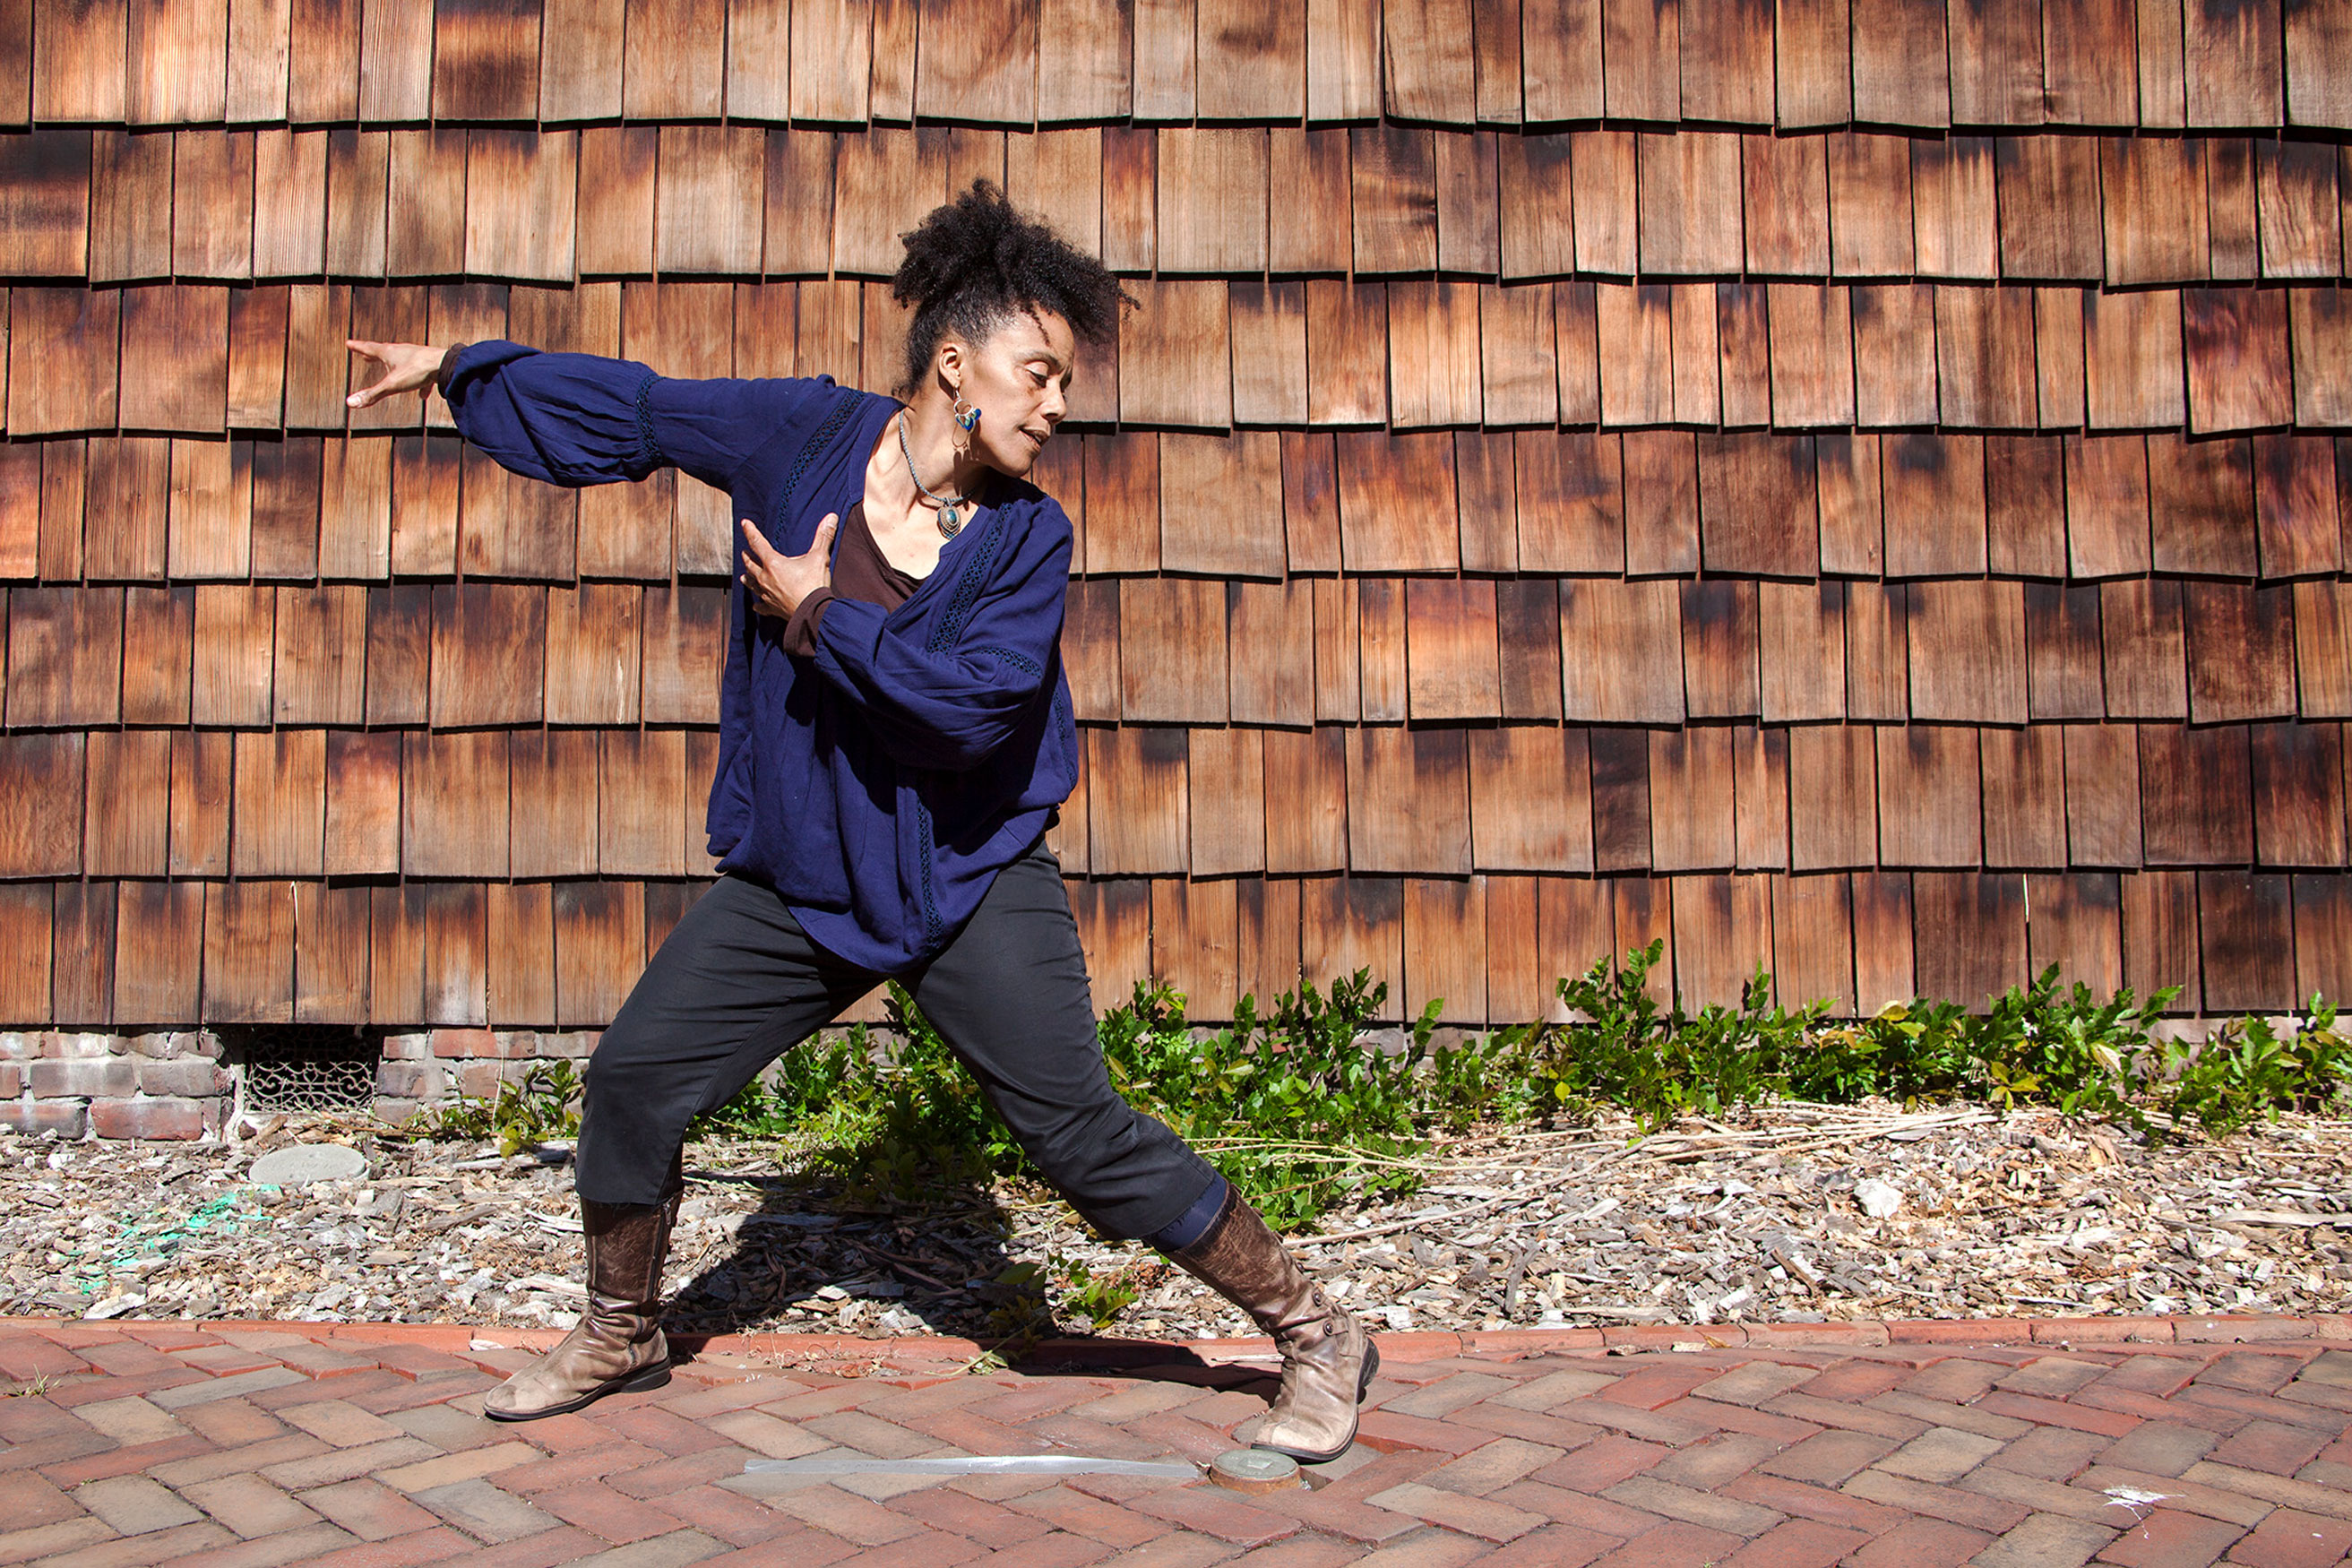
347, 338, 820, 494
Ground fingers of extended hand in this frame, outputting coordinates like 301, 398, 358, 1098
342, 341, 425, 408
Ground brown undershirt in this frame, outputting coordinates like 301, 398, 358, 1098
780, 503, 926, 656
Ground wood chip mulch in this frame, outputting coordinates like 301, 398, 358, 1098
5, 1101, 2349, 1342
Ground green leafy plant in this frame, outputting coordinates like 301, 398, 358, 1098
1099, 973, 1482, 1228
670, 945, 2346, 1236
679, 969, 1504, 1229
691, 1032, 868, 1142
1474, 945, 2339, 1142
1058, 1260, 1147, 1331
685, 991, 1027, 1210
417, 1059, 582, 1157
2161, 998, 2352, 1134
977, 1261, 1055, 1340
1495, 943, 1831, 1130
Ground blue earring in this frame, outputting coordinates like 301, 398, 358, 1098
952, 396, 980, 433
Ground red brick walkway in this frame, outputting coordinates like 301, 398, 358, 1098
6, 1316, 2352, 1567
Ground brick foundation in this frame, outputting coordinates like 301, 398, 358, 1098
0, 1031, 226, 1141
0, 1027, 607, 1142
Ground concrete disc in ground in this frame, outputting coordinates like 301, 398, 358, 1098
250, 1144, 367, 1187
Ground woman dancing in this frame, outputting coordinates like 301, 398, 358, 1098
345, 182, 1376, 1460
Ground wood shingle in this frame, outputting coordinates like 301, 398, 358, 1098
1, 17, 2340, 1033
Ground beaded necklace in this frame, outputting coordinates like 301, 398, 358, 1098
897, 415, 974, 538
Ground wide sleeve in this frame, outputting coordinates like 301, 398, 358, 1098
808, 511, 1072, 773
439, 340, 831, 492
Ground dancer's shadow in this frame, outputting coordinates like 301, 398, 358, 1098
1011, 1336, 1277, 1400
656, 1155, 1294, 1448
658, 1153, 1027, 1347
656, 1155, 1272, 1399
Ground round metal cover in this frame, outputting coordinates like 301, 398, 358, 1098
1209, 1448, 1300, 1493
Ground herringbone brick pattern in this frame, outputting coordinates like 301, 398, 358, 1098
7, 1319, 2352, 1565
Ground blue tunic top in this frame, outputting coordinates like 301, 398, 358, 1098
442, 341, 1080, 974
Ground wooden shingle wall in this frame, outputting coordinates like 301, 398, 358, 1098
3, 1, 2351, 1029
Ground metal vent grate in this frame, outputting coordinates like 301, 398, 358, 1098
223, 1027, 378, 1113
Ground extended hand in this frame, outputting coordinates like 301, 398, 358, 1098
740, 514, 835, 620
346, 340, 447, 409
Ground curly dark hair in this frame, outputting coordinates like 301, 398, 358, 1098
891, 180, 1132, 396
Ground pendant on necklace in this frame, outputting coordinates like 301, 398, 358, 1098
936, 505, 962, 539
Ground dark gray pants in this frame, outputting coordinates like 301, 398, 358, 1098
574, 840, 1218, 1241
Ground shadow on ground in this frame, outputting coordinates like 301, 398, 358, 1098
659, 1156, 1030, 1343
657, 1159, 1279, 1405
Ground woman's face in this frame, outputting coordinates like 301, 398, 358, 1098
941, 307, 1076, 478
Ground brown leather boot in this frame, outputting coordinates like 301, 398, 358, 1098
482, 1187, 679, 1422
1162, 1187, 1378, 1462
